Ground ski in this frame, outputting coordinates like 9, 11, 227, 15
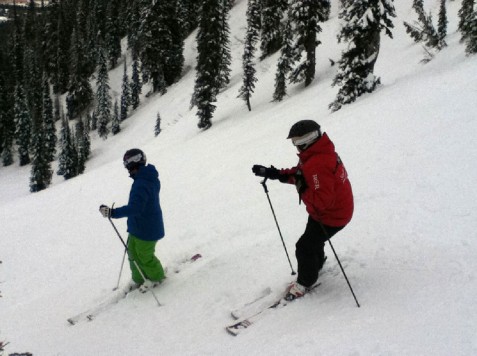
67, 253, 202, 325
67, 285, 138, 325
225, 283, 321, 336
230, 287, 273, 320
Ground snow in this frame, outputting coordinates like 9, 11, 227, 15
1, 0, 477, 355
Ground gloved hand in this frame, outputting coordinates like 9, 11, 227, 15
252, 165, 281, 180
99, 204, 112, 218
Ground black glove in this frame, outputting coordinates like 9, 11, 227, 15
99, 204, 112, 218
252, 165, 281, 180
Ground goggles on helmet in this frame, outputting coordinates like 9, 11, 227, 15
123, 153, 144, 169
291, 130, 320, 149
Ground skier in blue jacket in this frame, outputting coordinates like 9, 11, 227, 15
100, 148, 165, 291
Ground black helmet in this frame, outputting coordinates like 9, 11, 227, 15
287, 120, 321, 150
123, 148, 146, 171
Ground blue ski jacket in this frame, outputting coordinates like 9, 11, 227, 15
112, 164, 165, 241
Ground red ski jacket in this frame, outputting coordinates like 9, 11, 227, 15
280, 133, 354, 227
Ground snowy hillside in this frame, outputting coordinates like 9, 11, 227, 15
1, 0, 477, 355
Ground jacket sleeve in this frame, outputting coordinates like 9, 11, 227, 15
279, 167, 299, 184
112, 181, 149, 219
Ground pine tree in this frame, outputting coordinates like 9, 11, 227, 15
238, 0, 261, 111
138, 0, 184, 93
330, 0, 396, 112
41, 75, 57, 163
273, 19, 294, 102
75, 118, 87, 175
105, 1, 122, 68
154, 112, 162, 137
43, 0, 60, 82
0, 55, 15, 167
96, 49, 112, 140
0, 79, 15, 166
29, 126, 53, 192
192, 0, 224, 130
29, 127, 53, 192
458, 0, 475, 42
437, 0, 448, 48
465, 10, 477, 55
130, 52, 142, 110
90, 110, 98, 131
112, 100, 121, 135
66, 25, 93, 120
120, 60, 131, 121
55, 1, 72, 94
57, 116, 78, 179
288, 0, 330, 87
403, 0, 442, 51
217, 0, 232, 90
14, 84, 31, 166
260, 0, 287, 59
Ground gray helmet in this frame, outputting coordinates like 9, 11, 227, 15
287, 120, 322, 150
287, 120, 321, 139
123, 148, 146, 171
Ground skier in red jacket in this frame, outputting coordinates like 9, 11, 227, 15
252, 120, 353, 301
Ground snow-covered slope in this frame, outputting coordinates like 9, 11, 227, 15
1, 0, 476, 354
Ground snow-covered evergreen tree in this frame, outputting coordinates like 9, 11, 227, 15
57, 116, 78, 179
120, 61, 131, 121
330, 0, 396, 112
437, 0, 448, 47
403, 0, 443, 51
238, 0, 261, 111
41, 76, 56, 163
154, 112, 162, 137
0, 66, 14, 167
458, 0, 475, 42
112, 100, 120, 135
192, 0, 226, 129
96, 49, 112, 140
75, 117, 89, 175
465, 10, 477, 55
105, 1, 122, 68
14, 84, 31, 166
130, 52, 142, 110
29, 126, 52, 192
260, 0, 286, 59
288, 0, 330, 87
66, 25, 93, 120
217, 0, 232, 91
273, 19, 294, 102
138, 0, 184, 93
29, 135, 52, 192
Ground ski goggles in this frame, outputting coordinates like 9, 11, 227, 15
291, 130, 320, 149
123, 153, 145, 169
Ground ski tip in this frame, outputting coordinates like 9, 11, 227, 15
190, 253, 202, 261
225, 326, 239, 336
67, 319, 76, 326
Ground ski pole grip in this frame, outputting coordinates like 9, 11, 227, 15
261, 178, 269, 193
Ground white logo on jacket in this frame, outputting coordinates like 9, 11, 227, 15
313, 174, 320, 190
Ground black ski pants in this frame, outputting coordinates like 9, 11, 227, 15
296, 216, 344, 288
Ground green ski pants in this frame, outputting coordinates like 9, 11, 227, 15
127, 234, 165, 284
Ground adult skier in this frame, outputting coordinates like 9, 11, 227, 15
252, 120, 354, 301
100, 148, 165, 292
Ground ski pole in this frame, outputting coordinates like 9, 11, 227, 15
107, 209, 161, 306
318, 222, 360, 308
260, 178, 296, 275
114, 247, 127, 291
